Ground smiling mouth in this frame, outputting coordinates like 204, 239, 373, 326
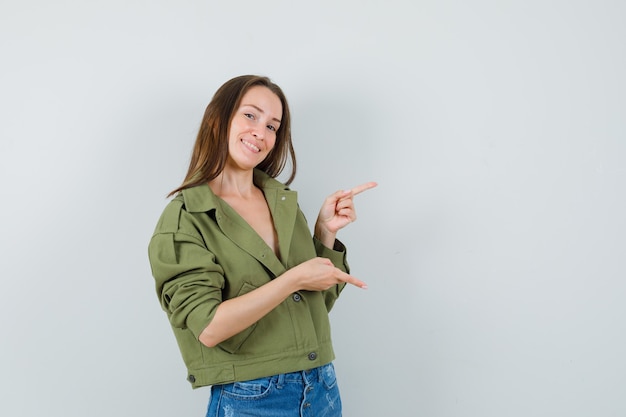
241, 139, 261, 153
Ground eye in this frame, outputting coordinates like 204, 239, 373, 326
244, 113, 255, 120
267, 124, 277, 132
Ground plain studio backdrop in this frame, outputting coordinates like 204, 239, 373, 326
1, 1, 625, 416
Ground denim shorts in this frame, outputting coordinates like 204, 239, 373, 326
206, 362, 342, 417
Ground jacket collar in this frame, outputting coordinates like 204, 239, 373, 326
180, 169, 289, 213
179, 169, 299, 274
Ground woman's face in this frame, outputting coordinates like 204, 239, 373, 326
227, 85, 282, 172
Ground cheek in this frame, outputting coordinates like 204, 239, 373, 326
267, 135, 278, 151
230, 118, 245, 134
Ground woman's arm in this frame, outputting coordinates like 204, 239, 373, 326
198, 257, 366, 347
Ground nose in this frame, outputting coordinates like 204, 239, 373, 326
251, 124, 264, 140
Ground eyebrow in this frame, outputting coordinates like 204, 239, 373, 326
242, 104, 282, 124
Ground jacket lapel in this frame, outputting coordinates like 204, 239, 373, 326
214, 200, 287, 277
182, 171, 300, 278
263, 187, 298, 264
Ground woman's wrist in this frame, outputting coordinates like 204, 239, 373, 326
314, 226, 336, 249
278, 266, 303, 293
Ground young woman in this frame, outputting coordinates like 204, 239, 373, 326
148, 75, 376, 416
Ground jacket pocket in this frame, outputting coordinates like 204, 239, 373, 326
217, 282, 258, 354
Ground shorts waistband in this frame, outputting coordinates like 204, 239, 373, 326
276, 363, 331, 386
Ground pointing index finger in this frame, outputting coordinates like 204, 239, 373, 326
338, 270, 368, 289
350, 181, 378, 196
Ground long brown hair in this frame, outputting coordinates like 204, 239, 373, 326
168, 75, 296, 197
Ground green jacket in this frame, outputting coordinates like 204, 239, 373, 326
148, 170, 349, 388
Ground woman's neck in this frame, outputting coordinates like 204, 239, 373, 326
209, 168, 256, 199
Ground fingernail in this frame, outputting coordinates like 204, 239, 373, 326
361, 284, 368, 290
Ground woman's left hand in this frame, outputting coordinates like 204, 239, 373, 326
315, 182, 377, 247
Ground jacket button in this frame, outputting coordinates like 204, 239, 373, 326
308, 352, 317, 361
292, 293, 302, 302
187, 375, 196, 383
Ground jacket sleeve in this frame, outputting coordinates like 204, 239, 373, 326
313, 236, 349, 312
148, 205, 225, 340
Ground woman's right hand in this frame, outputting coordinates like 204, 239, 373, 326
290, 257, 368, 291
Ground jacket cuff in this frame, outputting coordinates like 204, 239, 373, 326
185, 304, 217, 341
313, 236, 350, 273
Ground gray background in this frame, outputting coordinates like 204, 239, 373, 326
1, 1, 625, 416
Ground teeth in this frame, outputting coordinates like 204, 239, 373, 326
242, 139, 260, 152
